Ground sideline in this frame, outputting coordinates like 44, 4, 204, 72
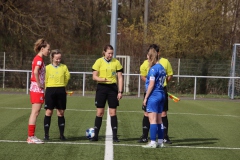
0, 107, 239, 118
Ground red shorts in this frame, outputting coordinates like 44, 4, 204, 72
30, 91, 44, 104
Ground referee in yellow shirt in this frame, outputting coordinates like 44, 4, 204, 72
138, 44, 173, 144
44, 49, 70, 141
90, 44, 123, 142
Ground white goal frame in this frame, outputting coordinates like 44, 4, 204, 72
116, 55, 130, 93
228, 43, 240, 99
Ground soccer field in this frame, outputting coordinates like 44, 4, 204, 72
0, 94, 239, 160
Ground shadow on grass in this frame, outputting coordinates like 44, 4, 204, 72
49, 136, 106, 142
170, 138, 219, 146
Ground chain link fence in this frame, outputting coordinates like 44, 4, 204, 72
0, 52, 232, 96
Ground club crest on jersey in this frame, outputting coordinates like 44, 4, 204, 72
37, 61, 42, 65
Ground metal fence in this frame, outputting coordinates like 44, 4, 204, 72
1, 69, 240, 100
0, 52, 237, 98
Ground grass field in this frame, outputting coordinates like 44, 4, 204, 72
0, 94, 239, 160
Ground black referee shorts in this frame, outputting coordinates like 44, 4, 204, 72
45, 87, 67, 110
142, 87, 169, 112
163, 87, 169, 111
95, 83, 119, 108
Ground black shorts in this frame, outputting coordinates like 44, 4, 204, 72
142, 87, 169, 112
95, 83, 119, 108
45, 87, 67, 110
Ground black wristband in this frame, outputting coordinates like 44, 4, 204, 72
118, 91, 123, 94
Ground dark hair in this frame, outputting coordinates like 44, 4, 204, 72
102, 44, 114, 56
147, 44, 159, 53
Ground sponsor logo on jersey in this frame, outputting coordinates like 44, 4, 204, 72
37, 61, 42, 65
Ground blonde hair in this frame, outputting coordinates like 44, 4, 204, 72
50, 49, 61, 63
34, 38, 49, 53
148, 48, 159, 68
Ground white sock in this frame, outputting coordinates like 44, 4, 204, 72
158, 139, 163, 144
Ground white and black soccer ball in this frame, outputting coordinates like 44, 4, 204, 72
86, 128, 95, 139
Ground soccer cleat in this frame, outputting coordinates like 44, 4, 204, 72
60, 135, 66, 141
89, 136, 98, 141
27, 136, 44, 144
113, 136, 120, 142
157, 143, 165, 148
163, 136, 172, 144
142, 142, 157, 148
137, 136, 148, 143
44, 135, 49, 140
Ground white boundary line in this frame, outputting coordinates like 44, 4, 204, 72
104, 109, 113, 160
0, 140, 239, 150
0, 107, 239, 118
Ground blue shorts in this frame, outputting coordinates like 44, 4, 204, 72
146, 91, 165, 113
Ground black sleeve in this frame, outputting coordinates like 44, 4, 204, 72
116, 68, 124, 73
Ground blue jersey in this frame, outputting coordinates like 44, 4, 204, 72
145, 63, 166, 113
145, 63, 166, 93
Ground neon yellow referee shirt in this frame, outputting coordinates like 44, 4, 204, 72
45, 64, 70, 87
140, 58, 173, 86
92, 57, 123, 84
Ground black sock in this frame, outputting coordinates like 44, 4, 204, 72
58, 116, 65, 137
111, 115, 118, 138
162, 116, 168, 139
142, 116, 150, 139
44, 115, 51, 136
94, 116, 102, 138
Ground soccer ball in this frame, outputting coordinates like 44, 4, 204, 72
86, 128, 95, 139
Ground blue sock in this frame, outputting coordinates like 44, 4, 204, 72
157, 124, 164, 140
150, 124, 157, 141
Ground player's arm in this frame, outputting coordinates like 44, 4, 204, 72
33, 66, 43, 88
117, 71, 123, 100
166, 60, 173, 84
92, 70, 108, 82
141, 75, 147, 82
140, 61, 148, 82
143, 78, 155, 106
166, 75, 173, 84
45, 66, 48, 88
64, 66, 70, 86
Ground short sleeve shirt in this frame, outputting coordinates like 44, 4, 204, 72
140, 58, 173, 86
30, 55, 45, 93
92, 57, 123, 84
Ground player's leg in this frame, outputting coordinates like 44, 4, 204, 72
142, 97, 158, 148
108, 84, 120, 142
157, 92, 165, 147
44, 87, 56, 140
91, 108, 105, 141
57, 109, 65, 140
138, 92, 150, 143
28, 92, 44, 144
44, 109, 53, 140
162, 87, 172, 144
91, 84, 107, 141
142, 112, 158, 148
56, 87, 67, 140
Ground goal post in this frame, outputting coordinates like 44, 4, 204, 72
116, 55, 130, 93
228, 43, 240, 99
